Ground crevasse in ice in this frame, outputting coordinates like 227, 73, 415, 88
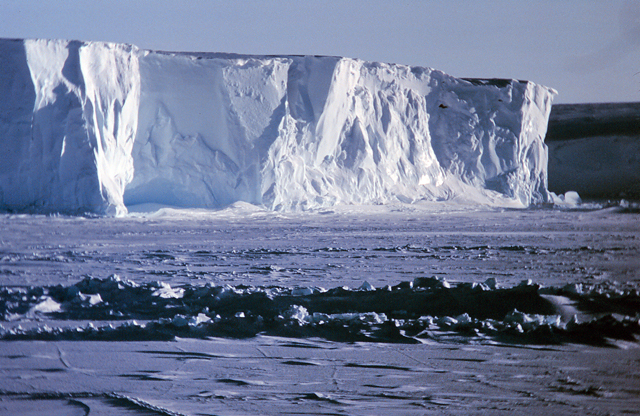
0, 39, 556, 215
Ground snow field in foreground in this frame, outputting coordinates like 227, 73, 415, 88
1, 203, 638, 347
0, 202, 639, 414
1, 335, 639, 415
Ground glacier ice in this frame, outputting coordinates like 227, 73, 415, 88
0, 39, 139, 216
0, 38, 556, 215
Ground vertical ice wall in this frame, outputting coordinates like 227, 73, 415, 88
125, 52, 293, 208
261, 59, 447, 209
1, 39, 555, 215
427, 78, 553, 206
0, 39, 139, 215
127, 52, 555, 211
546, 103, 640, 200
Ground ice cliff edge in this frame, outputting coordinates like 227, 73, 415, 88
0, 38, 556, 215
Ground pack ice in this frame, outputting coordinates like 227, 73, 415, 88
0, 38, 556, 215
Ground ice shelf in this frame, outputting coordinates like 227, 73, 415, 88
0, 39, 556, 215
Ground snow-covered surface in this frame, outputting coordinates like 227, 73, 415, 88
3, 37, 640, 416
1, 38, 556, 215
1, 205, 639, 414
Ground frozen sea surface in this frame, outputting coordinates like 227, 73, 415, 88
3, 202, 639, 290
1, 203, 639, 414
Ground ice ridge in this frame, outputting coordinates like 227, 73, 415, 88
2, 276, 639, 346
0, 39, 556, 215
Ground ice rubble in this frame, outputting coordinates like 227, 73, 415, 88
0, 38, 556, 215
2, 275, 639, 345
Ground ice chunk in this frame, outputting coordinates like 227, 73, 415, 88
563, 191, 582, 205
455, 313, 473, 326
78, 292, 102, 305
291, 287, 314, 296
437, 316, 458, 328
30, 297, 62, 314
171, 313, 211, 327
151, 282, 185, 299
357, 281, 375, 291
551, 190, 582, 207
283, 305, 309, 323
413, 276, 450, 289
484, 277, 498, 290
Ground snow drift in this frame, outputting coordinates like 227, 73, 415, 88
0, 39, 556, 215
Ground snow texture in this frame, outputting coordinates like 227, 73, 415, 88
1, 39, 556, 215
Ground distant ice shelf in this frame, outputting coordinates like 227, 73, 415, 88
546, 102, 640, 201
0, 38, 556, 215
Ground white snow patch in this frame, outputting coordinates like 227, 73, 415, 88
151, 282, 185, 299
30, 297, 62, 314
283, 305, 310, 323
79, 292, 103, 305
357, 281, 375, 291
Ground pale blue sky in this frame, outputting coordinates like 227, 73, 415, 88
1, 0, 639, 103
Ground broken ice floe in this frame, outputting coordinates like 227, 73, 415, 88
1, 275, 638, 346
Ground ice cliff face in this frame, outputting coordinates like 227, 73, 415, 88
0, 39, 555, 215
0, 39, 139, 216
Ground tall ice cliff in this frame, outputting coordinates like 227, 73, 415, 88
0, 39, 556, 215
